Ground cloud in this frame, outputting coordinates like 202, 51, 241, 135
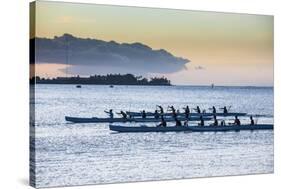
34, 34, 190, 75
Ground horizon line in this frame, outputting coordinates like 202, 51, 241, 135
30, 75, 273, 88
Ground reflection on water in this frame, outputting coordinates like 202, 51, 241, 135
33, 85, 273, 187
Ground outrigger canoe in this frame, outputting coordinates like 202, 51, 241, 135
109, 124, 273, 133
65, 116, 212, 123
66, 116, 126, 123
126, 111, 247, 117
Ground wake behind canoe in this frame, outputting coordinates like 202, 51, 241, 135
65, 116, 211, 123
109, 124, 273, 133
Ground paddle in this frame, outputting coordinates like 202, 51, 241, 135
182, 107, 187, 110
167, 106, 172, 112
219, 106, 231, 113
115, 111, 127, 118
227, 106, 232, 112
156, 105, 165, 115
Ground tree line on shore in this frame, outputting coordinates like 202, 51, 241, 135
30, 74, 171, 86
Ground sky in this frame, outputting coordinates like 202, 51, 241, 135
32, 1, 274, 86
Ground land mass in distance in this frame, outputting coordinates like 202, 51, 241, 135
30, 74, 171, 86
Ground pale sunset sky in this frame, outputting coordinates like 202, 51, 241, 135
32, 1, 274, 86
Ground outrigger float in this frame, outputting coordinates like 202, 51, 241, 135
109, 124, 273, 133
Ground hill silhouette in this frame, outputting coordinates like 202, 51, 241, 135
31, 34, 189, 75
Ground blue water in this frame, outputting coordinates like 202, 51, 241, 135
32, 85, 274, 188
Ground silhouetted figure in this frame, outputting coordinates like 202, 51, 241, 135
141, 110, 146, 119
199, 116, 204, 126
223, 106, 228, 114
185, 112, 189, 119
175, 118, 182, 126
212, 106, 216, 114
184, 119, 189, 127
158, 116, 167, 127
154, 110, 159, 119
172, 111, 177, 119
104, 109, 114, 119
220, 120, 225, 126
184, 105, 190, 118
250, 116, 255, 125
118, 111, 127, 119
213, 115, 218, 126
195, 106, 201, 113
169, 106, 176, 114
157, 105, 164, 114
234, 115, 241, 126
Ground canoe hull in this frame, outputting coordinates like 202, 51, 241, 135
65, 116, 126, 123
65, 116, 211, 123
189, 124, 273, 132
110, 125, 191, 132
109, 124, 273, 133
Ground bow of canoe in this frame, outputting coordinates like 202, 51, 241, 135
65, 116, 126, 123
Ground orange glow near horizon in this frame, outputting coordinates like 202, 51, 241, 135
32, 1, 274, 86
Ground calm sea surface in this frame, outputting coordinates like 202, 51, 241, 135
33, 85, 274, 188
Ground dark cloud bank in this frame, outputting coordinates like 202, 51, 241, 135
34, 34, 189, 75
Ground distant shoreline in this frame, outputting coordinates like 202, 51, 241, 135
30, 74, 171, 86
174, 84, 274, 88
31, 83, 273, 88
29, 74, 273, 88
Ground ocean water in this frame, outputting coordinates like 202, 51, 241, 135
32, 85, 274, 188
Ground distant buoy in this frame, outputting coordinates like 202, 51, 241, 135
110, 85, 114, 88
76, 85, 82, 88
